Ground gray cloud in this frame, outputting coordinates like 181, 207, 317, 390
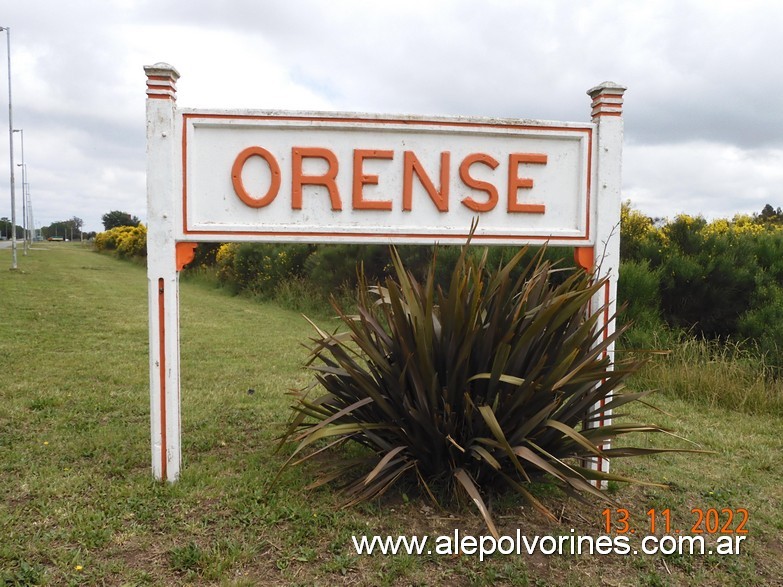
1, 0, 781, 231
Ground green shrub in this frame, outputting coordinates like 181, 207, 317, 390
219, 243, 312, 296
738, 283, 783, 371
190, 242, 222, 269
628, 331, 783, 415
660, 214, 708, 256
658, 234, 758, 339
617, 260, 662, 329
753, 231, 783, 281
303, 244, 393, 293
279, 243, 694, 532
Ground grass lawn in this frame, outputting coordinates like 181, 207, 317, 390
1, 243, 782, 586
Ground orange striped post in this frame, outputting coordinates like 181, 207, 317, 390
145, 63, 182, 482
576, 82, 627, 484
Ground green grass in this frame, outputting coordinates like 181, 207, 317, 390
624, 329, 783, 416
1, 243, 782, 586
181, 265, 358, 321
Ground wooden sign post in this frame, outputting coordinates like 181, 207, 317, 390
145, 62, 625, 482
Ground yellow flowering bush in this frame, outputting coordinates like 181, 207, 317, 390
216, 243, 238, 265
620, 201, 657, 260
699, 218, 730, 238
116, 224, 147, 257
215, 243, 239, 284
620, 202, 783, 366
729, 215, 766, 237
620, 200, 654, 240
701, 216, 767, 241
94, 224, 146, 258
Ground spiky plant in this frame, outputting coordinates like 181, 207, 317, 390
279, 243, 697, 534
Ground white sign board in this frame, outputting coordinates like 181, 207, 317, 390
145, 63, 626, 483
181, 113, 593, 245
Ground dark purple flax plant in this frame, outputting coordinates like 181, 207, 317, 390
278, 241, 698, 535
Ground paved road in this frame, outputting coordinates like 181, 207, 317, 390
0, 240, 37, 250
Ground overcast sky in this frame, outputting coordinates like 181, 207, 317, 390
1, 0, 782, 232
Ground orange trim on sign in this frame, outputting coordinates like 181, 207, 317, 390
603, 280, 612, 344
592, 281, 615, 479
598, 281, 612, 429
180, 114, 594, 240
176, 242, 198, 271
178, 229, 592, 241
158, 278, 167, 481
182, 126, 189, 234
585, 130, 593, 238
182, 111, 593, 134
574, 246, 594, 271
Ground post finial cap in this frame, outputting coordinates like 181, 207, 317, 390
144, 63, 180, 81
587, 81, 626, 98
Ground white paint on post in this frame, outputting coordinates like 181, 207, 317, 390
145, 63, 182, 482
143, 62, 625, 484
583, 82, 627, 481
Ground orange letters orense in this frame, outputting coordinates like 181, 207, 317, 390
292, 147, 341, 211
352, 149, 394, 211
459, 153, 499, 212
230, 147, 547, 214
403, 151, 450, 212
508, 153, 547, 213
231, 146, 281, 208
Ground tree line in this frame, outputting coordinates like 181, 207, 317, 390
1, 210, 142, 241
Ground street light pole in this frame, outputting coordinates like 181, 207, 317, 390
1, 26, 16, 270
25, 172, 32, 244
14, 128, 26, 254
17, 162, 28, 251
26, 180, 34, 242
